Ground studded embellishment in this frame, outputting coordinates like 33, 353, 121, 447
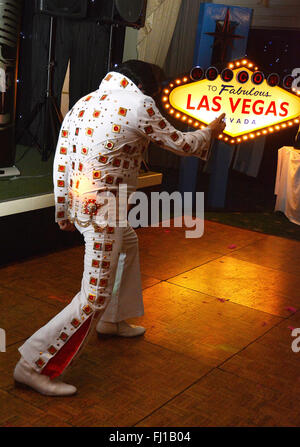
68, 192, 73, 208
85, 95, 92, 101
57, 180, 65, 187
118, 107, 127, 116
57, 211, 65, 219
75, 128, 80, 136
86, 128, 93, 136
102, 260, 110, 269
105, 140, 114, 150
79, 163, 83, 171
48, 345, 57, 355
88, 293, 96, 303
78, 110, 85, 117
81, 147, 88, 155
112, 158, 121, 167
57, 196, 65, 203
59, 332, 68, 341
58, 165, 66, 172
60, 147, 67, 155
158, 120, 167, 129
99, 155, 108, 163
100, 94, 107, 100
171, 132, 179, 141
183, 143, 191, 153
92, 259, 100, 268
89, 277, 97, 286
35, 358, 45, 368
146, 107, 155, 117
83, 305, 92, 315
94, 225, 105, 233
106, 175, 114, 184
99, 278, 108, 287
97, 296, 106, 305
107, 226, 114, 234
73, 145, 77, 153
93, 170, 101, 179
84, 199, 99, 215
112, 124, 121, 133
93, 242, 102, 250
105, 242, 113, 251
144, 125, 153, 134
123, 160, 130, 169
93, 110, 100, 118
120, 78, 128, 88
105, 74, 112, 81
62, 129, 68, 137
71, 318, 80, 328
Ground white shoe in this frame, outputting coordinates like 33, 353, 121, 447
96, 320, 146, 337
13, 357, 77, 396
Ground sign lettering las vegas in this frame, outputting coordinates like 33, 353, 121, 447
162, 59, 300, 144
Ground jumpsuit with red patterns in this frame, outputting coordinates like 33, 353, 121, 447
18, 72, 212, 379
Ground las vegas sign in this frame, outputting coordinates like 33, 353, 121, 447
161, 59, 300, 145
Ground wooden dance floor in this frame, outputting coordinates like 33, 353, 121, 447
1, 220, 300, 426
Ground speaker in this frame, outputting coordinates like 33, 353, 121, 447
35, 0, 88, 19
115, 0, 147, 28
87, 0, 147, 29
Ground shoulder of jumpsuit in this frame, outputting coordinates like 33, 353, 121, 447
68, 89, 99, 113
97, 73, 157, 119
59, 90, 99, 126
97, 71, 144, 97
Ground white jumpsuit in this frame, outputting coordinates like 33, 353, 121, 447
18, 72, 212, 379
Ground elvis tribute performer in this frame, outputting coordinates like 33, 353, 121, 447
14, 60, 226, 396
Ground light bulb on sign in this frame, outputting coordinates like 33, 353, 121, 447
162, 58, 300, 145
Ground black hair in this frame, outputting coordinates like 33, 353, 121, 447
114, 60, 165, 97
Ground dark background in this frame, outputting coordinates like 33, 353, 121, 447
16, 0, 125, 148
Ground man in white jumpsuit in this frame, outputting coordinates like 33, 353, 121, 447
14, 60, 225, 396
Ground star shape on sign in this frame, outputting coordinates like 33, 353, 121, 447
205, 8, 244, 62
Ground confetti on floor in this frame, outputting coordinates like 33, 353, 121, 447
285, 306, 297, 313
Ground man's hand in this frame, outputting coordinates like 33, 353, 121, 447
58, 219, 76, 232
207, 113, 226, 138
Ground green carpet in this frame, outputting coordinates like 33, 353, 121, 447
205, 211, 300, 241
0, 145, 54, 201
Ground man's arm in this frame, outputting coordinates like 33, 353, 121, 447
53, 121, 70, 224
136, 96, 226, 161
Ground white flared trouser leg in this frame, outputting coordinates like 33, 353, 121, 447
100, 225, 144, 323
18, 222, 143, 378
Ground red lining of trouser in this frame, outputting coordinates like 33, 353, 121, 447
41, 316, 92, 380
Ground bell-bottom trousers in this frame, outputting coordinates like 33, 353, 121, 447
18, 222, 144, 379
